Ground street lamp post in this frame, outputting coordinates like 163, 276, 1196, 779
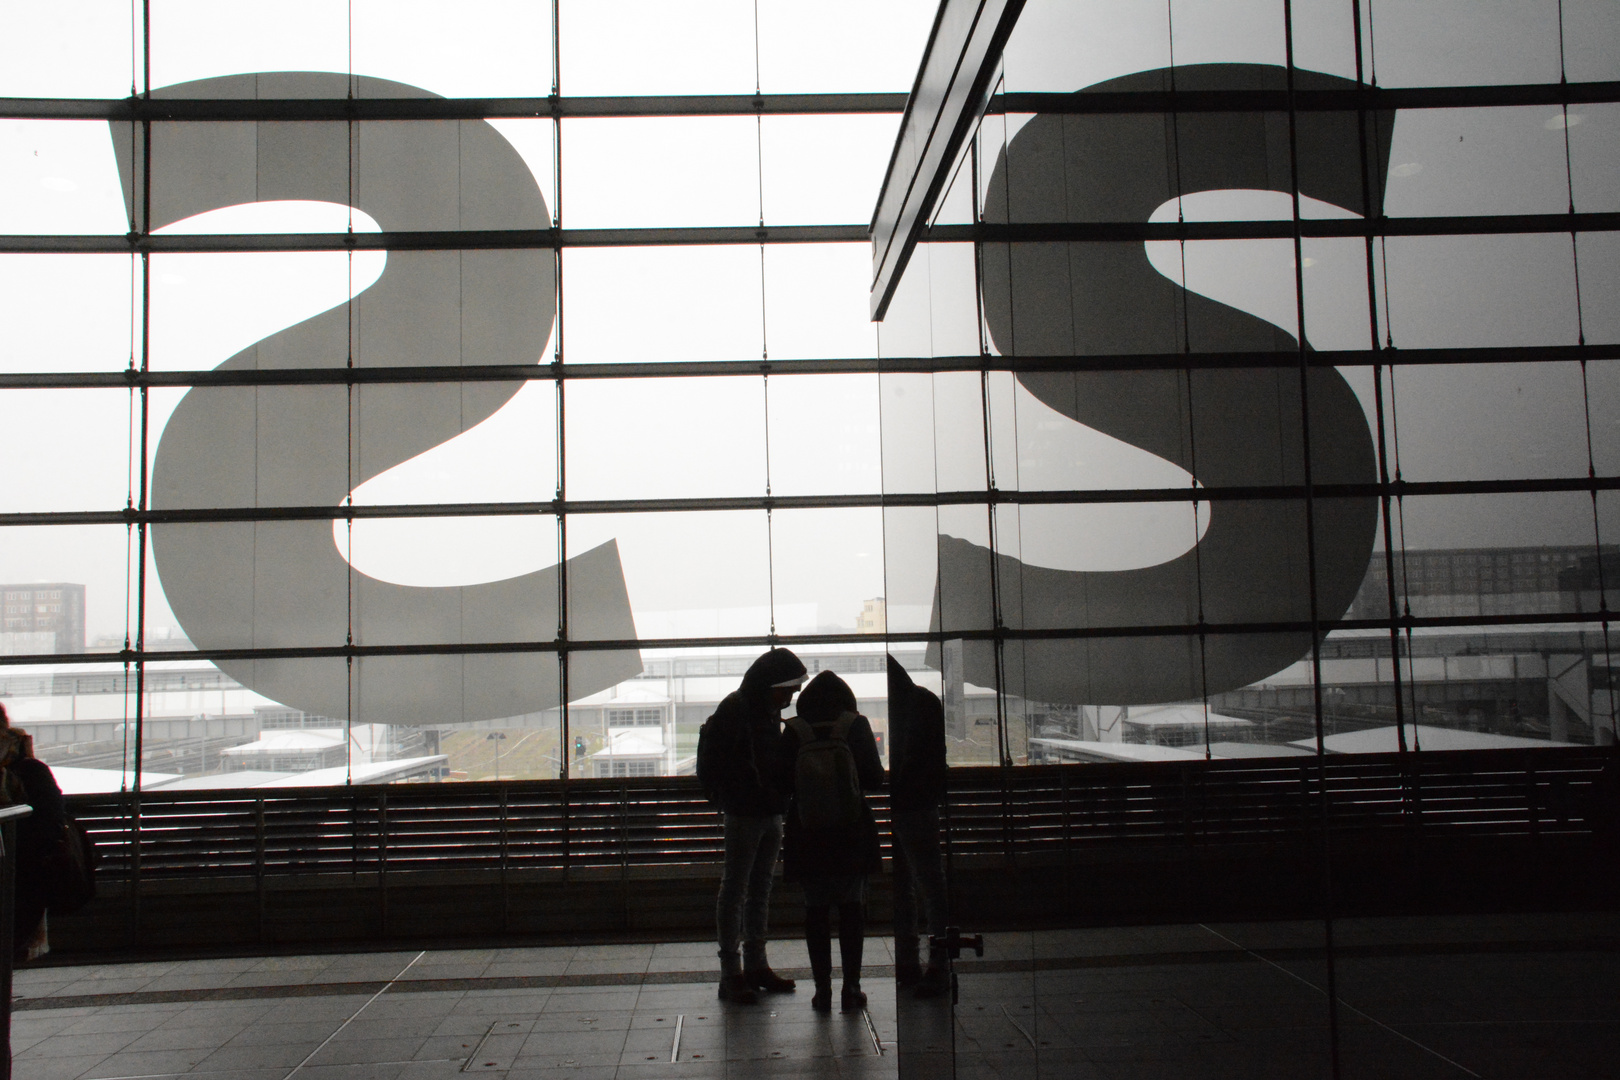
485, 732, 507, 781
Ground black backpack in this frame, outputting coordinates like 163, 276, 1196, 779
696, 712, 727, 808
786, 712, 865, 829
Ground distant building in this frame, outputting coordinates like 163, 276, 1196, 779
0, 582, 85, 654
855, 597, 887, 634
1346, 546, 1616, 620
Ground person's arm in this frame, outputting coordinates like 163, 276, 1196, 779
848, 716, 886, 791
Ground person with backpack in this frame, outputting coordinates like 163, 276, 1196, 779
697, 647, 807, 1004
779, 670, 885, 1013
887, 656, 951, 998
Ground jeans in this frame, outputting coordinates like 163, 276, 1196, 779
716, 813, 783, 957
891, 805, 949, 941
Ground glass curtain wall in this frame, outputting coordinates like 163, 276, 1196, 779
0, 0, 1614, 794
0, 0, 937, 790
880, 0, 1618, 769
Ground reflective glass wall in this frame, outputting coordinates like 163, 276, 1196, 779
0, 0, 939, 790
1, 0, 1614, 793
878, 0, 1618, 767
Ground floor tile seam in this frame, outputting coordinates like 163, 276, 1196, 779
280, 950, 428, 1080
30, 936, 1610, 1015
1196, 924, 1488, 1079
34, 932, 1610, 1004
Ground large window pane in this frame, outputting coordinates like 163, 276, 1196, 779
138, 116, 550, 234
1569, 104, 1620, 213
0, 255, 133, 373
1394, 491, 1599, 553
762, 245, 879, 359
150, 1, 554, 98
565, 510, 772, 642
1369, 0, 1563, 88
0, 389, 132, 513
0, 121, 130, 235
759, 115, 901, 225
756, 0, 936, 94
559, 0, 755, 97
564, 378, 765, 501
765, 374, 881, 496
1386, 363, 1594, 483
768, 507, 886, 635
1578, 231, 1620, 345
0, 524, 134, 654
561, 246, 763, 365
1564, 0, 1620, 83
1382, 234, 1582, 349
0, 2, 134, 98
561, 116, 757, 229
1384, 108, 1573, 218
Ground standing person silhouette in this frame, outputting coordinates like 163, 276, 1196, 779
781, 670, 885, 1012
0, 704, 66, 962
887, 657, 951, 997
701, 647, 807, 1003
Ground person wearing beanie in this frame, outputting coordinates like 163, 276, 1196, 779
701, 647, 807, 1003
887, 656, 951, 997
780, 670, 885, 1013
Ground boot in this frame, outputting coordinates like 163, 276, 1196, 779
716, 949, 758, 1004
838, 901, 867, 1013
806, 906, 834, 1012
894, 934, 923, 987
913, 943, 951, 1000
744, 941, 796, 993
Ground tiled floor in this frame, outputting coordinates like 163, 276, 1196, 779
11, 939, 897, 1080
12, 915, 1620, 1080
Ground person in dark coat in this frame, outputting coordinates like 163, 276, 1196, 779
0, 705, 66, 962
705, 647, 807, 1003
780, 670, 885, 1012
887, 656, 951, 997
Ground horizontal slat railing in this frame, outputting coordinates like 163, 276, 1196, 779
62, 747, 1616, 884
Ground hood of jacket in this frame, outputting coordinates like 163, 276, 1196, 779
739, 647, 808, 699
796, 669, 858, 725
888, 654, 943, 740
887, 654, 916, 718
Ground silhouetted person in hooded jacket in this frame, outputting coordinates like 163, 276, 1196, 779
887, 657, 951, 997
781, 670, 884, 1012
0, 705, 65, 962
703, 647, 807, 1003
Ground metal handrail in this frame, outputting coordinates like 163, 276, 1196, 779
60, 747, 1618, 885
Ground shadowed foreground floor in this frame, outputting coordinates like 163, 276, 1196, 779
12, 914, 1620, 1079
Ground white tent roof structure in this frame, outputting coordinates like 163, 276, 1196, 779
51, 766, 181, 795
1291, 725, 1579, 755
1121, 705, 1255, 729
1030, 739, 1211, 764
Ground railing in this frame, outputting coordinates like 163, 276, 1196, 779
63, 747, 1617, 883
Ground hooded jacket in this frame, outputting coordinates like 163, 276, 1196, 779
887, 656, 948, 813
780, 670, 885, 881
703, 647, 807, 816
